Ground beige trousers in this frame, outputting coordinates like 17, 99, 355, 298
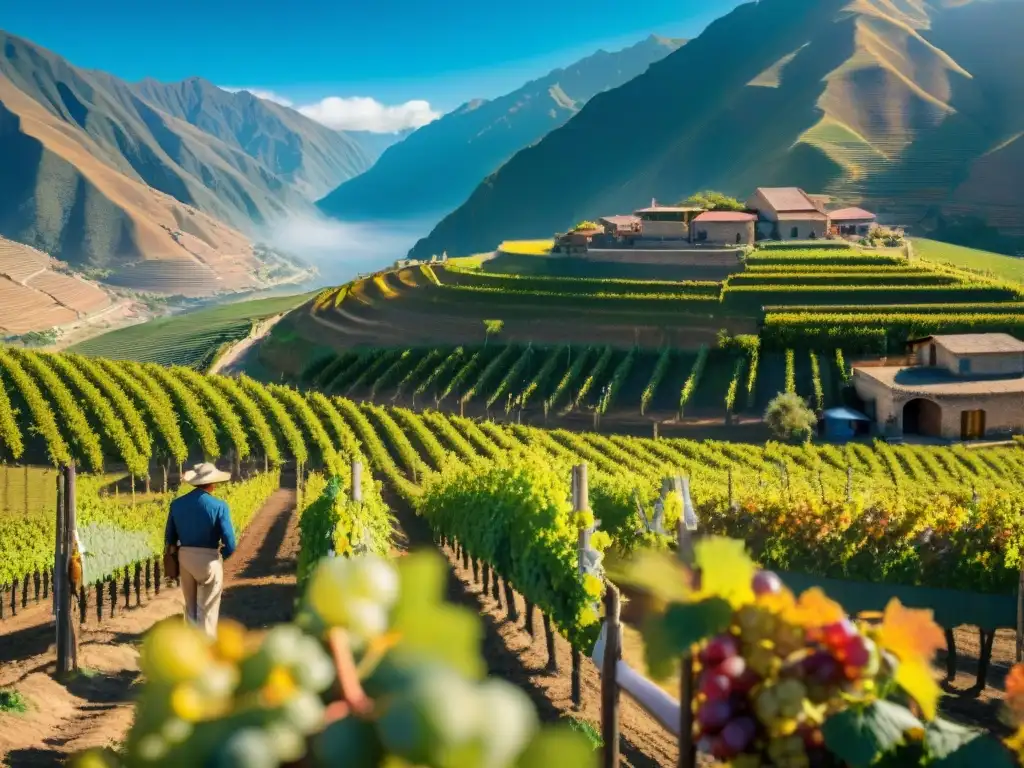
177, 547, 224, 638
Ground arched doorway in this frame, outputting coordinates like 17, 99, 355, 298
903, 398, 943, 437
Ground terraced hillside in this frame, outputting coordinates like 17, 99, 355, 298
0, 237, 113, 335
253, 240, 1024, 432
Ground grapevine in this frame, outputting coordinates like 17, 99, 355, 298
144, 363, 221, 460
597, 348, 636, 415
724, 356, 746, 414
415, 346, 465, 398
809, 351, 825, 412
513, 345, 563, 410
388, 407, 452, 470
44, 352, 150, 476
679, 346, 709, 418
238, 375, 309, 467
438, 350, 483, 404
305, 391, 363, 460
0, 366, 26, 460
267, 384, 341, 473
573, 346, 614, 410
546, 346, 593, 410
67, 354, 152, 461
484, 345, 533, 409
369, 349, 413, 398
419, 410, 479, 463
785, 349, 796, 394
461, 344, 518, 406
15, 350, 104, 471
347, 349, 401, 395
172, 366, 251, 460
332, 397, 419, 499
640, 347, 672, 415
208, 374, 283, 467
326, 351, 376, 393
98, 359, 188, 464
835, 349, 851, 383
447, 415, 504, 460
745, 340, 761, 410
361, 402, 430, 480
394, 347, 445, 397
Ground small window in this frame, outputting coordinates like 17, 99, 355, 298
790, 226, 799, 239
958, 357, 971, 374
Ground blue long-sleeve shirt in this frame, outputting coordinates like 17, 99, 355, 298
164, 488, 237, 559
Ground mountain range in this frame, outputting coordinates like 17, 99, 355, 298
316, 35, 684, 223
408, 0, 1024, 260
0, 30, 390, 292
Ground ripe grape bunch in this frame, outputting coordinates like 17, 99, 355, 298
71, 552, 593, 768
694, 570, 885, 768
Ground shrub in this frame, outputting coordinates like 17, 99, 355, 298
764, 392, 817, 443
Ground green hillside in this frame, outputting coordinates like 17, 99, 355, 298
407, 0, 1024, 261
913, 238, 1024, 284
70, 293, 312, 368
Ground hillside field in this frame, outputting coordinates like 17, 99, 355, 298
70, 293, 313, 369
914, 238, 1024, 284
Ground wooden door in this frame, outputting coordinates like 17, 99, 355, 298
961, 410, 986, 440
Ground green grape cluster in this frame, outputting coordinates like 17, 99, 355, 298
71, 552, 594, 768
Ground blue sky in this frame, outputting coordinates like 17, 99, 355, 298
4, 0, 745, 130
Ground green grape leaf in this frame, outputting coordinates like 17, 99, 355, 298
661, 597, 733, 654
925, 718, 1017, 768
393, 550, 446, 614
822, 700, 924, 768
390, 603, 484, 680
515, 726, 598, 767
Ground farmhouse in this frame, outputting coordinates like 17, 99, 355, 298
632, 203, 703, 242
745, 187, 829, 241
852, 333, 1024, 440
829, 207, 877, 237
691, 211, 757, 246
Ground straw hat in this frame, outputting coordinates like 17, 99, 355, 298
182, 462, 232, 486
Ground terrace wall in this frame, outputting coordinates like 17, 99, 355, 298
585, 248, 743, 269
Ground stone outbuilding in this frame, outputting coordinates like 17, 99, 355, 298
691, 211, 757, 245
852, 333, 1024, 440
828, 207, 877, 237
745, 187, 829, 241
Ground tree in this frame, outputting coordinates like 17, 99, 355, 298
678, 191, 745, 211
483, 319, 504, 347
764, 392, 817, 443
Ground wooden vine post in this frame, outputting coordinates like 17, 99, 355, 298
601, 585, 622, 768
572, 462, 589, 711
677, 473, 697, 768
55, 464, 79, 676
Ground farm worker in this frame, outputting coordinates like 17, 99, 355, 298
164, 462, 236, 638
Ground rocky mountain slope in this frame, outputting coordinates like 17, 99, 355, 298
317, 35, 684, 222
0, 30, 377, 291
408, 0, 1024, 259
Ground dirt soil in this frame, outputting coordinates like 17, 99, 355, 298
0, 489, 298, 767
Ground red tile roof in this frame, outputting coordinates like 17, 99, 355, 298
828, 207, 877, 221
693, 211, 758, 222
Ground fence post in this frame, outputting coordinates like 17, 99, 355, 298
56, 465, 79, 676
677, 511, 696, 768
572, 463, 589, 711
351, 460, 363, 503
601, 585, 622, 768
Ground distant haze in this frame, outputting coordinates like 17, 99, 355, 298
260, 214, 435, 287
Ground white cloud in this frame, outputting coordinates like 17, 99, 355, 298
218, 86, 439, 134
297, 96, 439, 133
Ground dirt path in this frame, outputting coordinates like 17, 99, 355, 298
208, 313, 288, 376
0, 489, 298, 767
384, 490, 683, 767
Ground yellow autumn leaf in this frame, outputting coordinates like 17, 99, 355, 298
693, 536, 755, 608
895, 658, 942, 721
791, 588, 845, 629
876, 599, 946, 665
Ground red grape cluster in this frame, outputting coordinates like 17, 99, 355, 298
693, 570, 881, 768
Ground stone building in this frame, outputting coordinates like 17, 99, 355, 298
852, 333, 1024, 440
691, 211, 757, 245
